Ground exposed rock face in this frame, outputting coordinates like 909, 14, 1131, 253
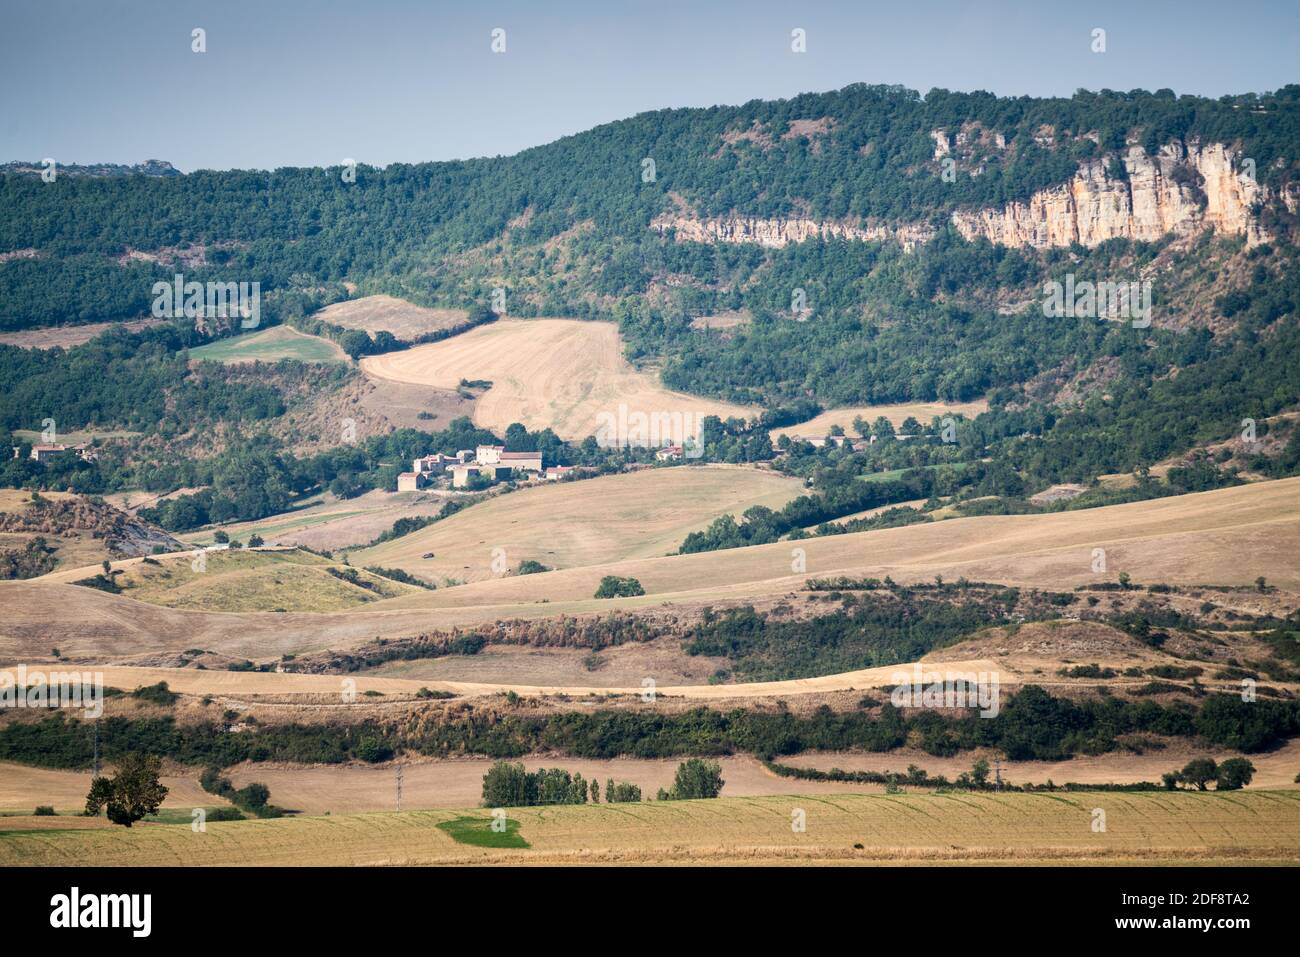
650, 214, 935, 252
952, 142, 1266, 248
654, 141, 1270, 253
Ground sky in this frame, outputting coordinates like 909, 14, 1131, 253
2, 0, 1298, 172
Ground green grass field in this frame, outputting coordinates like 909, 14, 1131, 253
188, 326, 346, 364
859, 462, 970, 484
436, 815, 529, 848
1, 791, 1295, 866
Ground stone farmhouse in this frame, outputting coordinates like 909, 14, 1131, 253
15, 443, 99, 464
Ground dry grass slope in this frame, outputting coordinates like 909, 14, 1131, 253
51, 549, 422, 612
351, 465, 804, 583
3, 477, 1298, 661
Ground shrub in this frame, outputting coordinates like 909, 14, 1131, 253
480, 761, 589, 807
33, 805, 55, 816
205, 806, 245, 822
130, 682, 178, 706
604, 779, 642, 803
365, 565, 435, 589
354, 737, 393, 763
594, 575, 646, 599
665, 758, 724, 799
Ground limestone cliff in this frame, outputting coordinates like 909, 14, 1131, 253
951, 142, 1266, 248
654, 141, 1270, 253
650, 214, 935, 252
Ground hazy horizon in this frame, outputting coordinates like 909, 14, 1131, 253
3, 0, 1299, 173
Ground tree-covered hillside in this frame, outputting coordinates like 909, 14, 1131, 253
4, 84, 1300, 332
4, 84, 1300, 530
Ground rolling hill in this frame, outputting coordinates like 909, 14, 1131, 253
350, 464, 803, 583
4, 474, 1297, 663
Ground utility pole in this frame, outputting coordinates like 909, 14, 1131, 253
994, 759, 1002, 791
93, 719, 100, 776
395, 763, 403, 812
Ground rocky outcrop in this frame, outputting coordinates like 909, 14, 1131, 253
650, 213, 935, 252
655, 141, 1270, 253
0, 495, 184, 558
952, 142, 1267, 248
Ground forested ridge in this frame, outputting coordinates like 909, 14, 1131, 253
5, 84, 1300, 330
4, 84, 1300, 531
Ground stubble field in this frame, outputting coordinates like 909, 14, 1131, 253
2, 792, 1296, 866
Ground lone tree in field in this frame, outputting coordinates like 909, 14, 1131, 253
1215, 757, 1256, 791
1179, 758, 1218, 791
664, 758, 725, 800
84, 753, 168, 827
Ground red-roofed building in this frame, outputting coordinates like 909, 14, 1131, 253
655, 445, 683, 461
29, 444, 69, 463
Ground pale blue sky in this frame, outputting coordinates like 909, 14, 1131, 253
2, 0, 1297, 172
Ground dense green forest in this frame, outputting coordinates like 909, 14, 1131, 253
5, 84, 1299, 331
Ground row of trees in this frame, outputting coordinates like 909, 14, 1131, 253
480, 758, 724, 807
1162, 757, 1256, 791
10, 688, 1297, 773
480, 762, 647, 807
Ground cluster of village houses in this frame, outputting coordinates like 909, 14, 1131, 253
398, 444, 570, 491
397, 441, 692, 492
395, 430, 902, 491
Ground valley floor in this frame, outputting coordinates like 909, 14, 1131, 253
2, 792, 1296, 866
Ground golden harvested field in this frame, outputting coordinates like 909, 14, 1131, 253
360, 318, 753, 440
351, 465, 804, 583
314, 295, 468, 341
5, 477, 1299, 662
1, 792, 1296, 866
770, 400, 989, 441
206, 744, 1300, 812
10, 747, 1297, 821
0, 762, 225, 812
371, 473, 1300, 615
0, 657, 1005, 701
